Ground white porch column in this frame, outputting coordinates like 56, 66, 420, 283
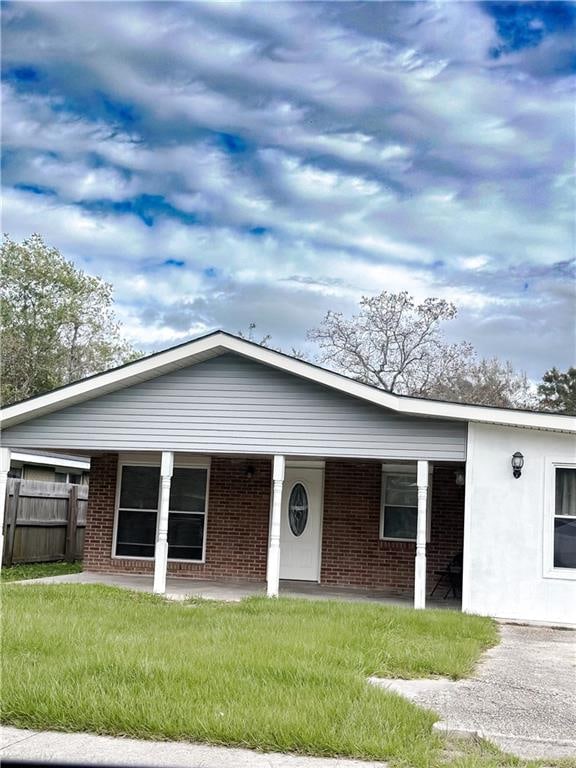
267, 455, 285, 597
414, 459, 429, 610
0, 447, 11, 570
153, 451, 174, 595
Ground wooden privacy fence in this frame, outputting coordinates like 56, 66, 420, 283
2, 478, 88, 566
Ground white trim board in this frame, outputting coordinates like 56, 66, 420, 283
2, 331, 574, 434
10, 452, 90, 470
542, 458, 576, 581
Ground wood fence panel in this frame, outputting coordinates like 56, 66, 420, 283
77, 487, 88, 526
12, 526, 67, 563
75, 526, 86, 560
3, 478, 88, 565
65, 485, 78, 562
4, 480, 21, 567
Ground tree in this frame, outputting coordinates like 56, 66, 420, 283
537, 367, 576, 414
236, 322, 307, 359
1, 234, 139, 405
427, 357, 537, 410
307, 291, 473, 396
236, 322, 272, 347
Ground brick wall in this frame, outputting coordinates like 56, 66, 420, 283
84, 454, 463, 592
320, 461, 464, 595
84, 454, 272, 580
83, 453, 118, 570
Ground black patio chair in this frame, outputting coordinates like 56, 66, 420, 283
430, 552, 463, 599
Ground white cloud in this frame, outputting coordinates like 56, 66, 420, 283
2, 1, 574, 376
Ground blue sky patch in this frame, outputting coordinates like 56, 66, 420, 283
14, 183, 56, 196
3, 66, 40, 83
164, 258, 185, 268
97, 93, 139, 125
218, 133, 248, 154
83, 196, 203, 228
483, 1, 576, 57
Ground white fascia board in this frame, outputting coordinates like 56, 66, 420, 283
396, 395, 576, 431
11, 452, 90, 470
1, 331, 575, 434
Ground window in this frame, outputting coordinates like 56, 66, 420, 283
380, 466, 431, 541
115, 464, 208, 561
288, 483, 308, 536
167, 468, 207, 561
554, 467, 576, 569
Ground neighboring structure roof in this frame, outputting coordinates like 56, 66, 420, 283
1, 331, 574, 433
10, 450, 90, 471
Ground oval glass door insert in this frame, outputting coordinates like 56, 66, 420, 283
288, 483, 309, 536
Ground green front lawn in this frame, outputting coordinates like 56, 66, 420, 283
0, 561, 83, 582
2, 584, 499, 766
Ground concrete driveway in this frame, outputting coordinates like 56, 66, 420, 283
372, 622, 576, 759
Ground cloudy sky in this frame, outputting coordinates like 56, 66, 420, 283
2, 1, 575, 376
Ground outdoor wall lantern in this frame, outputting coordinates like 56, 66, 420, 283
454, 470, 465, 487
511, 452, 524, 479
245, 465, 256, 479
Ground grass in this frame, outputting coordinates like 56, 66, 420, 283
0, 561, 83, 582
1, 584, 500, 766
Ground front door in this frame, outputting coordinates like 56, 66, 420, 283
279, 465, 324, 581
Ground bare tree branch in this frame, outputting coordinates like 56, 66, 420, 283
308, 290, 473, 396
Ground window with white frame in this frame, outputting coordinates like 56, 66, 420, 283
554, 467, 576, 569
115, 464, 208, 561
380, 466, 431, 541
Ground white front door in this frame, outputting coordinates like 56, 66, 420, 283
279, 465, 324, 581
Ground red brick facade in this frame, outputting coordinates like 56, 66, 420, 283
84, 454, 464, 594
83, 453, 118, 569
84, 455, 271, 579
321, 461, 464, 594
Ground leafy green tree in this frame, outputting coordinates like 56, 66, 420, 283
1, 234, 139, 405
537, 367, 576, 414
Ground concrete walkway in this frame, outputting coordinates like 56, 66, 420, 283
371, 623, 576, 759
0, 726, 385, 768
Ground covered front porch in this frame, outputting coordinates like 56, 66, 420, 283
0, 446, 466, 610
77, 449, 465, 610
0, 444, 466, 609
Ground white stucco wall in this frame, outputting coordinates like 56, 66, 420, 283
463, 422, 576, 626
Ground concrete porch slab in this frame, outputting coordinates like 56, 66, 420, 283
11, 570, 461, 609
